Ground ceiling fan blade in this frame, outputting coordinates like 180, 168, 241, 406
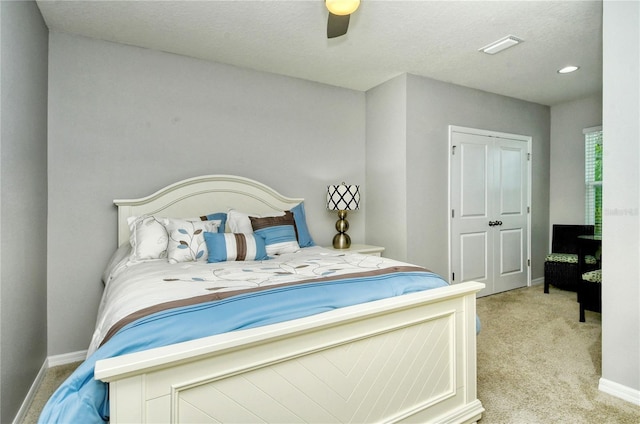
327, 12, 350, 38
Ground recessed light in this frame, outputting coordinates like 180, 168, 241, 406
479, 35, 523, 55
558, 66, 580, 74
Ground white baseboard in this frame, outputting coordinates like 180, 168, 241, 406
12, 350, 87, 424
599, 377, 640, 405
12, 360, 48, 424
531, 277, 544, 286
47, 349, 87, 367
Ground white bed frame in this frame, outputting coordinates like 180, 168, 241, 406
94, 175, 485, 423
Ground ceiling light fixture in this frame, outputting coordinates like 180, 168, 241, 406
325, 0, 360, 16
558, 65, 580, 74
479, 35, 523, 55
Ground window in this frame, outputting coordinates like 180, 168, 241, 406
584, 126, 603, 235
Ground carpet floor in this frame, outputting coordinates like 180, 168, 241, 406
22, 284, 640, 423
476, 284, 639, 423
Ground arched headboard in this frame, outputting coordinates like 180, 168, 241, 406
114, 175, 304, 246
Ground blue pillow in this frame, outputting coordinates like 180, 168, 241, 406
200, 212, 227, 233
291, 202, 315, 247
203, 232, 268, 263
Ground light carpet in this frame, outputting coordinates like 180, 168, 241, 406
476, 284, 639, 423
22, 284, 640, 423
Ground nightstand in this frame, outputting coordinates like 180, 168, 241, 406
325, 244, 385, 257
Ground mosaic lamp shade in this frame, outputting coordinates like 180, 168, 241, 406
327, 183, 360, 249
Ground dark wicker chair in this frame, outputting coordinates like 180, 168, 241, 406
579, 269, 602, 322
544, 224, 598, 293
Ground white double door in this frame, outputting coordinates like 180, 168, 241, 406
450, 126, 531, 297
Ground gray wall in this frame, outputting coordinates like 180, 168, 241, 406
549, 95, 602, 228
365, 74, 408, 260
601, 0, 639, 397
0, 1, 49, 422
47, 32, 366, 355
366, 74, 550, 281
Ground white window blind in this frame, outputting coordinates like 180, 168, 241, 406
584, 126, 603, 235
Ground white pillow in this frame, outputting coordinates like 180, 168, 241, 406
163, 219, 219, 263
227, 209, 285, 234
227, 209, 254, 234
128, 216, 169, 261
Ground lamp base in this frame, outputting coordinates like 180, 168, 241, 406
332, 210, 351, 249
332, 233, 352, 249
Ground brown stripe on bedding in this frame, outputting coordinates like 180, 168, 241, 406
99, 265, 430, 347
235, 233, 247, 261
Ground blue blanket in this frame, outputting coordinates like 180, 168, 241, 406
39, 270, 449, 423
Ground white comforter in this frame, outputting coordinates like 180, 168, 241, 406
89, 246, 408, 356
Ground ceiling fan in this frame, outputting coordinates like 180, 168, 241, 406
326, 0, 360, 38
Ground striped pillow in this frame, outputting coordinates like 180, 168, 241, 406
203, 232, 269, 263
250, 211, 300, 256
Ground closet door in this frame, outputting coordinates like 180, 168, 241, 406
450, 127, 530, 297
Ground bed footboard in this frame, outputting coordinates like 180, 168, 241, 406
95, 281, 485, 423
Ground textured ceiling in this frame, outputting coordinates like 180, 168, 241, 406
35, 0, 603, 106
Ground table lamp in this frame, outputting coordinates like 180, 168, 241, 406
327, 182, 360, 249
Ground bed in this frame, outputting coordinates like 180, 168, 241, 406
39, 175, 485, 424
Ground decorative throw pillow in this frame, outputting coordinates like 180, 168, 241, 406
250, 211, 300, 256
227, 209, 285, 234
227, 209, 256, 234
291, 202, 315, 247
200, 212, 227, 233
204, 232, 269, 263
227, 207, 314, 248
163, 219, 219, 263
127, 215, 169, 261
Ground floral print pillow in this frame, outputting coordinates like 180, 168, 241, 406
163, 219, 219, 264
127, 215, 169, 262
